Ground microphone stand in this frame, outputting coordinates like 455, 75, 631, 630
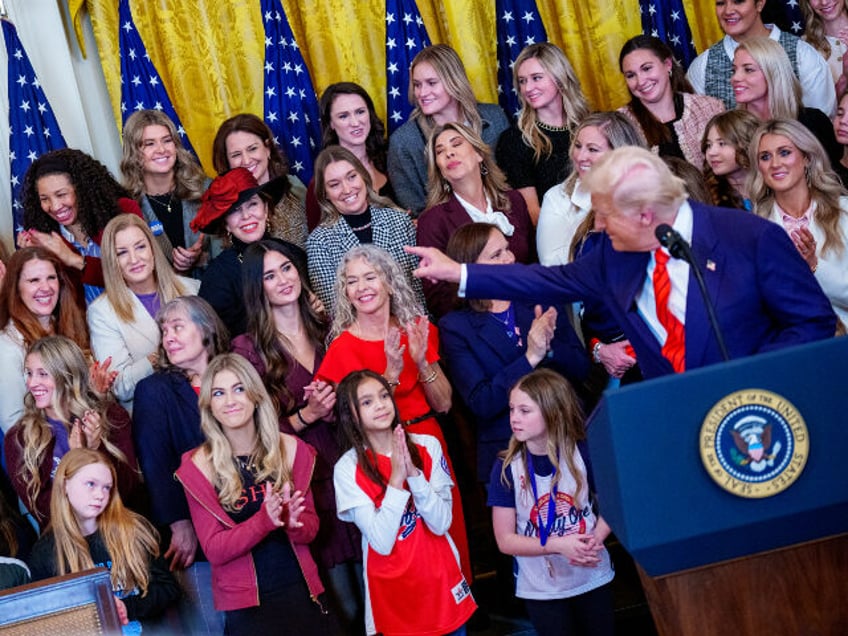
655, 224, 730, 362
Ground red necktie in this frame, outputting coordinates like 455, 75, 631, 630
653, 249, 686, 373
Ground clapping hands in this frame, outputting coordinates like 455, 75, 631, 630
263, 481, 306, 530
68, 409, 103, 450
526, 305, 557, 366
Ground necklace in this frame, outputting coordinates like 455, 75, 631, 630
489, 305, 522, 347
348, 220, 371, 232
536, 120, 569, 133
234, 454, 259, 476
147, 191, 174, 215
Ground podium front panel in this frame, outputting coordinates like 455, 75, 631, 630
587, 337, 848, 576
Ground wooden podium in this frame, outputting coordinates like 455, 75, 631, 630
587, 338, 848, 636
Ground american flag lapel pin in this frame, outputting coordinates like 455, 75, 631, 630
706, 259, 716, 272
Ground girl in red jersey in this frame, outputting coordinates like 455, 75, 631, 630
333, 370, 476, 636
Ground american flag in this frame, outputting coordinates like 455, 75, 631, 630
638, 0, 697, 68
118, 0, 196, 155
384, 0, 431, 133
4, 18, 67, 237
496, 0, 548, 119
261, 0, 321, 182
768, 0, 805, 35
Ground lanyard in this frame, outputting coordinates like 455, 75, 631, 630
526, 453, 558, 546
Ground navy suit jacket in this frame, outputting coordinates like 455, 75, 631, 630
133, 370, 203, 527
466, 203, 836, 379
440, 301, 589, 480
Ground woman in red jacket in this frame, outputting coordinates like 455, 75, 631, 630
19, 148, 143, 304
176, 353, 341, 635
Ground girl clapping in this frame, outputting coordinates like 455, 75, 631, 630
333, 370, 476, 636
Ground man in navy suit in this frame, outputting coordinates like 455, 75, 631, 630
408, 147, 836, 379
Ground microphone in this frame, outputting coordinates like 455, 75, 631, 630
655, 223, 688, 260
653, 223, 731, 362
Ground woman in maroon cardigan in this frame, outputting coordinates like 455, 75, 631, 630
176, 353, 340, 635
18, 148, 143, 305
417, 122, 536, 319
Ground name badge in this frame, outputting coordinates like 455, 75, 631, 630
149, 220, 164, 236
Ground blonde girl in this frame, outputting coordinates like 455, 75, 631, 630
488, 369, 614, 635
176, 353, 339, 635
27, 448, 179, 628
496, 42, 590, 222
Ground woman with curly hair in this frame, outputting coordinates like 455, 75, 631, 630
4, 336, 141, 528
750, 118, 848, 325
315, 244, 471, 582
388, 44, 510, 215
618, 35, 725, 169
801, 0, 848, 93
419, 121, 536, 318
211, 113, 308, 248
496, 43, 591, 222
0, 247, 89, 433
176, 353, 341, 635
305, 82, 394, 230
27, 448, 179, 629
307, 146, 421, 313
19, 149, 143, 304
120, 109, 215, 277
701, 110, 760, 210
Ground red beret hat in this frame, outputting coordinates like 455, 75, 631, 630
191, 167, 286, 234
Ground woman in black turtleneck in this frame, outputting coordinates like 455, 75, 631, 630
192, 167, 305, 336
306, 146, 423, 315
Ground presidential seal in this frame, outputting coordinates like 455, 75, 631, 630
699, 389, 809, 498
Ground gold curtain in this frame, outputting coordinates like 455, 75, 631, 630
78, 0, 724, 173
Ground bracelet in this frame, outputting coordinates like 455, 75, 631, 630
386, 377, 400, 388
592, 341, 603, 364
418, 367, 438, 384
296, 409, 310, 427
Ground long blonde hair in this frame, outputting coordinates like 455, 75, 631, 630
16, 336, 128, 521
100, 214, 190, 322
408, 45, 482, 140
499, 369, 587, 504
801, 0, 848, 60
197, 354, 292, 511
424, 122, 512, 211
735, 37, 801, 120
49, 449, 159, 595
513, 43, 590, 160
749, 119, 846, 256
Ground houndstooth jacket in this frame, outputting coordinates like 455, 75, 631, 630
306, 206, 424, 316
